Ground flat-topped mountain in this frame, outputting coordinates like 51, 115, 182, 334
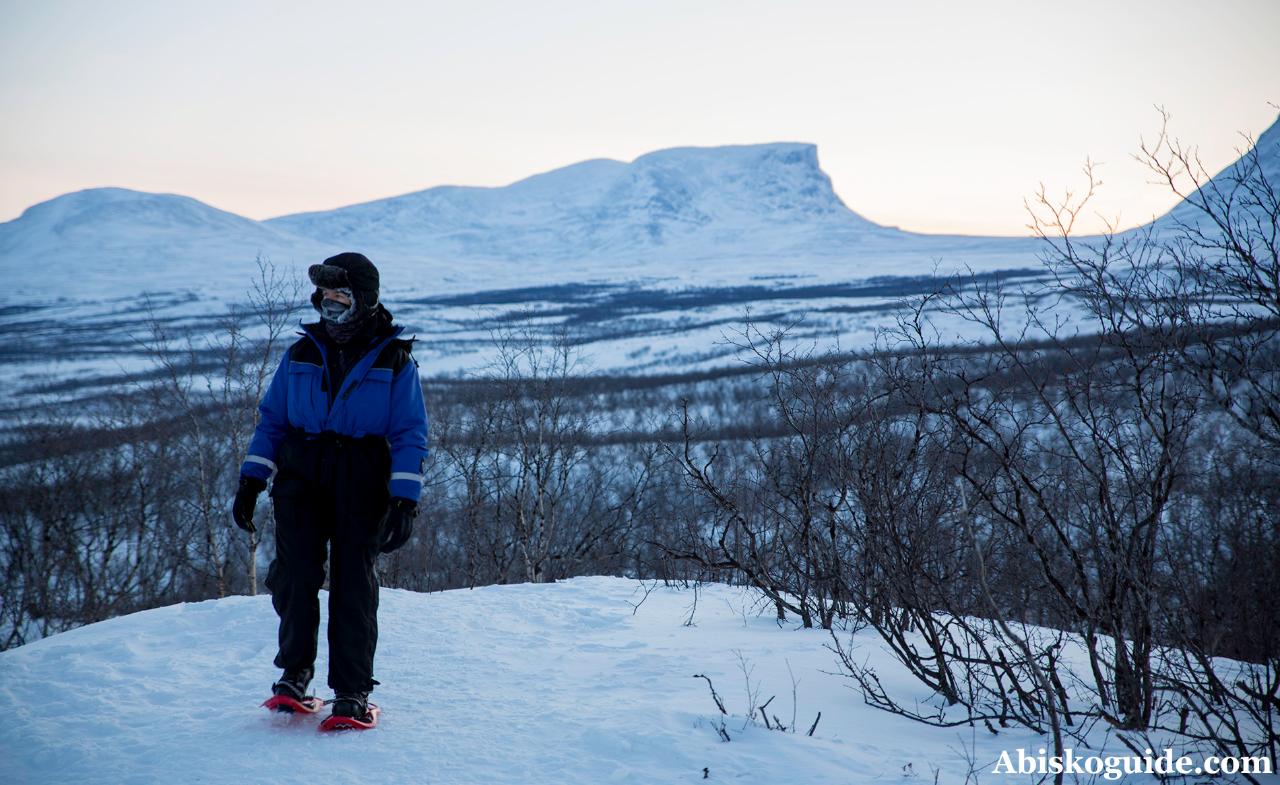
265, 143, 894, 261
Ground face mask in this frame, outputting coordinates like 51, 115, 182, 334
320, 297, 354, 323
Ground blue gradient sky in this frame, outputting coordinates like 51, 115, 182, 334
2, 0, 1277, 234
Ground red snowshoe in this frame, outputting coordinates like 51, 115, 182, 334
262, 694, 326, 714
318, 705, 380, 731
318, 692, 380, 731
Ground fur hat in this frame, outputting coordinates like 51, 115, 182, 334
309, 252, 380, 312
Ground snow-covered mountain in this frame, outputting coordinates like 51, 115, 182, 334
0, 142, 1001, 303
0, 142, 1047, 404
3, 119, 1275, 302
266, 143, 896, 262
0, 187, 332, 297
1154, 115, 1280, 229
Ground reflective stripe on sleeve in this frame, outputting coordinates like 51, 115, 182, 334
390, 472, 423, 483
245, 455, 277, 473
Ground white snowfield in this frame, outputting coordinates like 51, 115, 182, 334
0, 577, 1228, 785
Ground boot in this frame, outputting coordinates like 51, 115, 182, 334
331, 690, 370, 719
271, 666, 314, 701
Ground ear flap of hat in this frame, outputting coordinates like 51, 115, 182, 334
308, 264, 351, 289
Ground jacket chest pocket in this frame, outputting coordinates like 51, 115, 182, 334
345, 367, 393, 435
286, 361, 325, 427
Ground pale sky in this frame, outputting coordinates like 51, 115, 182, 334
2, 0, 1277, 235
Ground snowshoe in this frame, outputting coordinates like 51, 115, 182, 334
318, 692, 380, 731
262, 693, 325, 714
262, 666, 322, 714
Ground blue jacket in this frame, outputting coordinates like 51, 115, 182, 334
240, 322, 429, 501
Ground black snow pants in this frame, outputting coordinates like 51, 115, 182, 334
265, 430, 391, 693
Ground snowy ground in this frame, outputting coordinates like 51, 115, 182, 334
0, 578, 1243, 785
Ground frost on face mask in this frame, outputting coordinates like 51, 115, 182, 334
320, 298, 354, 323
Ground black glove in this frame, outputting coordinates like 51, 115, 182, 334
232, 475, 268, 533
380, 498, 418, 553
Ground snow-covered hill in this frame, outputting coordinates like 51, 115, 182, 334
0, 577, 1175, 785
0, 187, 334, 298
1155, 115, 1280, 229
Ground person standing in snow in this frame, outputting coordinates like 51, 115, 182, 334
230, 252, 429, 723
